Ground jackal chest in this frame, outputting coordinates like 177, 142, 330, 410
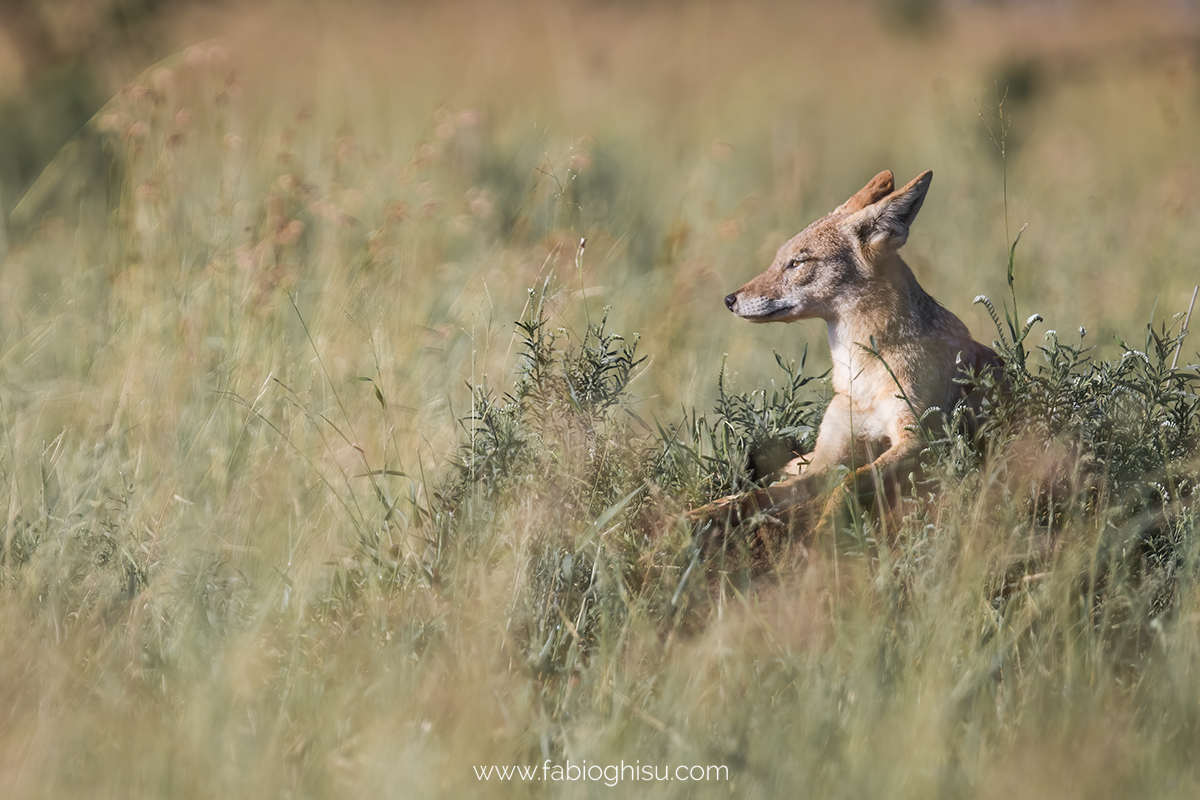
846, 392, 912, 449
828, 352, 921, 446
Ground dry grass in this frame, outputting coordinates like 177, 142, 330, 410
2, 1, 1200, 797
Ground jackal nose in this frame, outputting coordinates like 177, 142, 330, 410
724, 293, 737, 311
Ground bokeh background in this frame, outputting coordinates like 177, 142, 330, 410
2, 1, 1200, 798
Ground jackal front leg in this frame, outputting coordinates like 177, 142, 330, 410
814, 435, 924, 532
686, 472, 825, 529
685, 473, 827, 564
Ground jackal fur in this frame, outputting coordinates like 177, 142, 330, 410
693, 169, 1001, 551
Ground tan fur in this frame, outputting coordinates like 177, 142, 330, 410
698, 169, 1001, 542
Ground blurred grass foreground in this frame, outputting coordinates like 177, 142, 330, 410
3, 1, 1200, 798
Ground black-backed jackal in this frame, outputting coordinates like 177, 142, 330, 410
693, 170, 1001, 553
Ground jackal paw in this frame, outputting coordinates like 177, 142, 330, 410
684, 492, 757, 530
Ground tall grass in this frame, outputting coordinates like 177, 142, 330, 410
3, 2, 1200, 798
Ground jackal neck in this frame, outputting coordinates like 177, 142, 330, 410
823, 256, 964, 390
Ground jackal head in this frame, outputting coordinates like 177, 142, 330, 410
724, 169, 932, 322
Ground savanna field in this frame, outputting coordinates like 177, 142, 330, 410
3, 1, 1200, 797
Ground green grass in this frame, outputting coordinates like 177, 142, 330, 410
3, 2, 1200, 798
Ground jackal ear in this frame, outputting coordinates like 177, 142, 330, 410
853, 170, 932, 251
834, 170, 895, 214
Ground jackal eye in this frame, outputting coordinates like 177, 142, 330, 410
785, 257, 807, 270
